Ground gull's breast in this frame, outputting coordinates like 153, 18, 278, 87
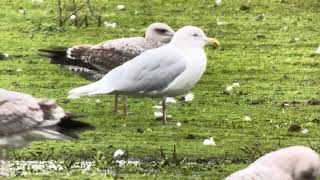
161, 49, 207, 97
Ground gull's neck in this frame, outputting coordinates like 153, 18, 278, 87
169, 40, 204, 50
145, 38, 167, 49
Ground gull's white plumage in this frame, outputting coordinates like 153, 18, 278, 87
68, 46, 195, 98
68, 26, 219, 124
68, 26, 208, 98
226, 146, 320, 180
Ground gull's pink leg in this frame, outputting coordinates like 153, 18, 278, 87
162, 96, 167, 125
122, 96, 127, 116
114, 94, 119, 115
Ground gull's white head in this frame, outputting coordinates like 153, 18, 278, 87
145, 22, 175, 45
170, 26, 220, 48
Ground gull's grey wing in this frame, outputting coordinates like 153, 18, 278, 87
67, 37, 150, 73
0, 89, 62, 137
0, 89, 95, 148
105, 46, 187, 96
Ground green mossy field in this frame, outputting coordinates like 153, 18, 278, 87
1, 0, 320, 179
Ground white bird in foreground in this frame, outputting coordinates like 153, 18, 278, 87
68, 26, 220, 124
0, 88, 95, 176
0, 89, 94, 148
226, 146, 320, 180
39, 23, 175, 116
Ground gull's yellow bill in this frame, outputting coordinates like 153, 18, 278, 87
205, 38, 220, 48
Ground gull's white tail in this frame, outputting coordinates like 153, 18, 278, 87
68, 80, 113, 99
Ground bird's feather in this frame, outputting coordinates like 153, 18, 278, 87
39, 37, 151, 77
0, 89, 48, 136
0, 89, 94, 148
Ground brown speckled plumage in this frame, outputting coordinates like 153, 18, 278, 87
39, 23, 175, 80
68, 37, 153, 74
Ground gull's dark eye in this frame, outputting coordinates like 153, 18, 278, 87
192, 33, 199, 37
155, 28, 168, 34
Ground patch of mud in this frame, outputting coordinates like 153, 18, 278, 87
281, 99, 320, 107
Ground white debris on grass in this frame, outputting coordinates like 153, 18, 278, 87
70, 15, 76, 20
158, 97, 177, 105
95, 99, 101, 103
153, 112, 172, 119
217, 19, 228, 26
184, 93, 194, 102
203, 137, 216, 146
315, 46, 320, 55
231, 82, 240, 88
31, 0, 43, 3
17, 8, 27, 14
154, 111, 163, 119
152, 105, 162, 110
244, 116, 252, 121
103, 21, 117, 29
282, 103, 290, 107
300, 128, 309, 134
115, 160, 140, 166
7, 159, 140, 175
3, 53, 9, 58
16, 68, 23, 72
165, 97, 177, 104
116, 4, 125, 10
255, 14, 265, 21
113, 149, 125, 158
225, 82, 240, 93
176, 122, 182, 127
9, 160, 90, 174
215, 0, 222, 6
225, 86, 233, 92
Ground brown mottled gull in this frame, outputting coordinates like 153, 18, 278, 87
39, 22, 175, 115
226, 146, 320, 180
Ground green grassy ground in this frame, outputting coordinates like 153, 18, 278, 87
1, 0, 320, 179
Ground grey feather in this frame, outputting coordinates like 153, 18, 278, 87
0, 89, 94, 148
0, 89, 62, 136
112, 47, 186, 96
